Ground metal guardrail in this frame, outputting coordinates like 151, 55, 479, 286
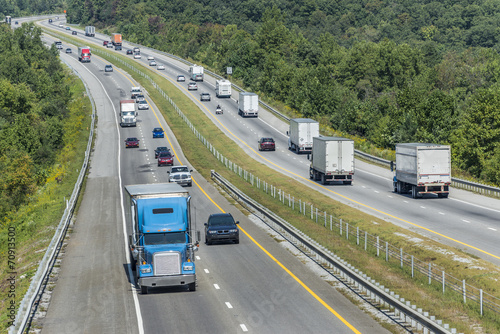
211, 170, 455, 334
10, 57, 96, 334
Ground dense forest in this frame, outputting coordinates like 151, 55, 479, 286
0, 23, 71, 220
1, 0, 64, 18
67, 0, 500, 185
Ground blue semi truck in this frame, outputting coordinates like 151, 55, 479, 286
126, 183, 199, 294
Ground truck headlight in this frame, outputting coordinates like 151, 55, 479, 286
183, 264, 193, 271
140, 266, 152, 274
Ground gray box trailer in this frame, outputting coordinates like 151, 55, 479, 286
394, 143, 451, 198
310, 137, 354, 185
288, 118, 319, 153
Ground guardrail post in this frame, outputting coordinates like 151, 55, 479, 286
330, 215, 332, 231
346, 223, 349, 240
385, 241, 388, 261
324, 212, 327, 227
412, 255, 414, 277
463, 280, 466, 303
299, 199, 301, 213
400, 248, 403, 268
376, 236, 379, 256
303, 201, 306, 216
480, 289, 483, 315
340, 219, 343, 236
311, 205, 313, 220
364, 231, 367, 250
442, 271, 445, 294
292, 197, 294, 210
357, 227, 359, 245
315, 207, 318, 223
428, 263, 432, 284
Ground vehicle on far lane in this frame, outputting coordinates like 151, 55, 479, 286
134, 53, 141, 59
200, 93, 211, 101
149, 60, 157, 66
157, 64, 165, 70
188, 82, 198, 90
104, 65, 113, 72
168, 166, 193, 187
152, 127, 165, 138
72, 31, 77, 35
205, 213, 239, 245
147, 56, 154, 60
126, 49, 133, 55
138, 100, 149, 110
125, 137, 139, 148
66, 27, 70, 30
177, 75, 185, 82
154, 146, 169, 158
65, 48, 72, 54
103, 41, 108, 46
258, 137, 276, 151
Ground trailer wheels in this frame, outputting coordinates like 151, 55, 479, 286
141, 285, 148, 294
438, 193, 449, 198
343, 181, 352, 185
321, 174, 327, 185
411, 186, 417, 199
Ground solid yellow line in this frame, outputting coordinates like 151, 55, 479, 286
115, 58, 360, 331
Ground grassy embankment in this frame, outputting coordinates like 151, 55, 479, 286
0, 68, 92, 333
44, 27, 500, 333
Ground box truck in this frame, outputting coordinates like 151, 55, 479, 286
393, 143, 451, 198
238, 92, 258, 117
287, 118, 319, 153
120, 100, 137, 127
215, 79, 231, 98
111, 33, 122, 50
126, 183, 199, 294
85, 26, 95, 37
309, 137, 354, 185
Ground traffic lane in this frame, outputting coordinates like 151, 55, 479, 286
41, 44, 139, 334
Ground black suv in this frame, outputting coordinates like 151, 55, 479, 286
205, 213, 239, 245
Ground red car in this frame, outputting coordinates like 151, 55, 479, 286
125, 137, 139, 148
103, 41, 108, 46
258, 137, 275, 151
157, 151, 174, 166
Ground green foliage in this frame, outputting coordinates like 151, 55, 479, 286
0, 23, 70, 220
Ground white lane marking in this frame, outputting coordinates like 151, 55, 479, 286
449, 197, 500, 214
387, 195, 393, 198
214, 284, 220, 290
361, 186, 366, 189
195, 255, 200, 260
439, 212, 445, 215
204, 268, 209, 274
225, 302, 233, 309
403, 200, 409, 203
257, 117, 288, 138
488, 227, 497, 231
462, 219, 470, 223
70, 57, 145, 333
374, 190, 379, 193
420, 206, 426, 209
240, 324, 248, 332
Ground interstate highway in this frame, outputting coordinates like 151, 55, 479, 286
47, 19, 500, 267
38, 28, 389, 333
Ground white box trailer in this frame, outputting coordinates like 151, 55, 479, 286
310, 137, 354, 185
238, 92, 258, 117
189, 65, 204, 81
287, 118, 319, 153
394, 143, 451, 198
120, 100, 137, 127
85, 26, 95, 37
215, 79, 231, 98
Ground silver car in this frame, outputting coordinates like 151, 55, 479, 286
137, 100, 149, 110
168, 166, 193, 187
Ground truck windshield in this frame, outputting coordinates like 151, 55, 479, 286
122, 111, 135, 116
144, 232, 186, 245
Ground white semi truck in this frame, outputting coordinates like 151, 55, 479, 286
309, 137, 354, 185
189, 65, 204, 81
85, 26, 95, 37
215, 79, 231, 98
393, 143, 451, 198
238, 92, 258, 117
120, 100, 137, 127
287, 118, 319, 153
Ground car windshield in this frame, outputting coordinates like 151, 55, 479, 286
139, 101, 146, 104
209, 215, 235, 226
171, 167, 188, 173
156, 147, 168, 151
127, 138, 138, 141
159, 152, 171, 157
154, 128, 162, 132
144, 232, 185, 245
262, 138, 274, 142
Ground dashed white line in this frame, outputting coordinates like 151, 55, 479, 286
420, 206, 426, 209
439, 212, 445, 215
462, 219, 470, 223
403, 200, 409, 203
213, 284, 220, 290
374, 190, 379, 193
240, 324, 248, 332
195, 255, 200, 260
204, 268, 209, 273
361, 186, 366, 189
488, 227, 497, 231
387, 195, 393, 198
225, 302, 233, 309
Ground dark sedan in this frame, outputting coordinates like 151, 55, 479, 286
125, 137, 139, 148
157, 151, 174, 167
258, 137, 275, 151
205, 213, 239, 245
154, 146, 169, 158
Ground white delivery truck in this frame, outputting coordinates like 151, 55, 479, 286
215, 79, 231, 98
393, 143, 451, 198
85, 26, 95, 37
309, 137, 354, 185
189, 65, 204, 81
238, 92, 258, 117
120, 100, 137, 127
287, 118, 319, 153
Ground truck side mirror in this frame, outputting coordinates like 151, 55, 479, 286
390, 161, 394, 172
286, 131, 289, 136
235, 221, 239, 224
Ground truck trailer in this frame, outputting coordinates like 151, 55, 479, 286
85, 26, 95, 37
215, 79, 231, 98
126, 183, 199, 294
120, 100, 137, 127
78, 46, 91, 62
189, 65, 204, 81
309, 137, 354, 185
238, 92, 258, 117
111, 33, 122, 50
287, 118, 319, 153
393, 143, 451, 198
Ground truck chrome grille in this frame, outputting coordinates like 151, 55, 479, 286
153, 252, 181, 276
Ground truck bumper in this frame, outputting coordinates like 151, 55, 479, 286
139, 274, 195, 288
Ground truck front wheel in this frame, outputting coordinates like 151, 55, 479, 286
141, 285, 148, 294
